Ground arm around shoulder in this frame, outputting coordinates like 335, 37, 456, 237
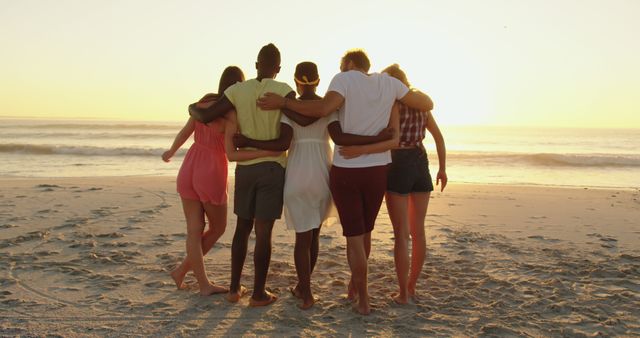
190, 95, 235, 124
259, 91, 344, 118
399, 89, 434, 112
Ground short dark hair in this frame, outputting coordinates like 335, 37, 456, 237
218, 66, 245, 93
294, 61, 319, 85
342, 49, 370, 72
257, 43, 281, 69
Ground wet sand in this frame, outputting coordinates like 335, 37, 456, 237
0, 176, 638, 336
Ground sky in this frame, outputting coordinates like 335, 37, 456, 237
1, 0, 639, 128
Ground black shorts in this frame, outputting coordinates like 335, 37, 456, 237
234, 162, 285, 220
387, 147, 434, 195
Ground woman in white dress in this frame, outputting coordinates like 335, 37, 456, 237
281, 62, 334, 309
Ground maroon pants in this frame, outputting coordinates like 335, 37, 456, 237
329, 165, 389, 237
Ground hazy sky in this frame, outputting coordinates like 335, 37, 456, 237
1, 0, 639, 128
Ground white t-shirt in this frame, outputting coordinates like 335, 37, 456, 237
328, 71, 409, 168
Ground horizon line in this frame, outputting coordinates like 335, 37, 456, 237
1, 115, 639, 130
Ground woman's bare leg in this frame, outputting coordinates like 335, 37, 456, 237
386, 192, 411, 304
178, 198, 225, 295
171, 203, 227, 290
408, 192, 429, 298
293, 227, 319, 309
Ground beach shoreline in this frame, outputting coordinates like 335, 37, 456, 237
1, 176, 638, 336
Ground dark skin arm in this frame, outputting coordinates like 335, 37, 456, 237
282, 92, 320, 127
233, 123, 293, 151
328, 121, 394, 146
188, 95, 235, 124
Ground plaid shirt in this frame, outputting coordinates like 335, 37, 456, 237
398, 103, 428, 147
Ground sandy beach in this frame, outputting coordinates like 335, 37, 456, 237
0, 176, 639, 337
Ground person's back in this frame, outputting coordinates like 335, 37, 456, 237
329, 70, 408, 168
188, 43, 295, 307
192, 95, 226, 153
224, 78, 291, 167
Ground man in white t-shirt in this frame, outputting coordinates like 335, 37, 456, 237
257, 49, 433, 315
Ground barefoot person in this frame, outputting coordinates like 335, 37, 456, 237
339, 64, 447, 304
162, 66, 244, 296
257, 49, 433, 315
235, 61, 334, 309
188, 43, 295, 307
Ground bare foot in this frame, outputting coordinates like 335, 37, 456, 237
408, 285, 422, 302
226, 285, 248, 303
408, 285, 416, 297
170, 268, 187, 290
351, 300, 370, 315
289, 286, 302, 299
199, 282, 228, 296
298, 295, 318, 310
392, 293, 409, 305
248, 290, 278, 307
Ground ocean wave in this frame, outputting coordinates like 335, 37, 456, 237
448, 152, 640, 168
0, 143, 186, 157
2, 143, 638, 168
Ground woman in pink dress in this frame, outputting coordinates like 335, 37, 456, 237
161, 66, 243, 295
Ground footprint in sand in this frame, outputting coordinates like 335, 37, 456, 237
35, 184, 61, 188
599, 237, 618, 249
68, 240, 97, 249
96, 232, 125, 238
144, 281, 167, 288
90, 209, 113, 218
55, 217, 89, 230
34, 250, 60, 257
35, 184, 62, 192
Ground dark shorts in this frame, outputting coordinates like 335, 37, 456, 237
234, 162, 285, 220
387, 147, 434, 195
329, 165, 388, 237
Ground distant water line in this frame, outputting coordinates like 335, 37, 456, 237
1, 119, 639, 188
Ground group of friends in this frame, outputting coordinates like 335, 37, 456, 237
162, 43, 447, 315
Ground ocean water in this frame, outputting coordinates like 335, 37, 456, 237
1, 118, 639, 189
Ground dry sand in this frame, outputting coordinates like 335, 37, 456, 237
0, 176, 639, 337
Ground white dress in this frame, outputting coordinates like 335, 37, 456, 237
282, 114, 335, 233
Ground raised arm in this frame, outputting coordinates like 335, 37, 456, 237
257, 91, 344, 118
425, 111, 447, 191
233, 123, 293, 152
399, 89, 434, 112
189, 95, 235, 124
337, 103, 400, 159
162, 117, 196, 162
223, 111, 283, 162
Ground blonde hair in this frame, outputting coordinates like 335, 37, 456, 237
341, 49, 371, 72
382, 63, 410, 88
